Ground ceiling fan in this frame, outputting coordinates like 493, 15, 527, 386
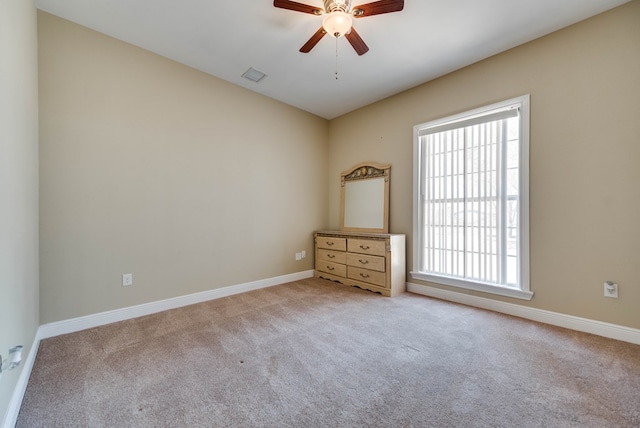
273, 0, 404, 56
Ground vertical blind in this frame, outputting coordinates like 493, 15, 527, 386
418, 107, 519, 286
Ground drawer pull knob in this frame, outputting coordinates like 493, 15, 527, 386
359, 273, 370, 279
326, 242, 335, 246
327, 254, 335, 259
358, 259, 369, 265
359, 245, 370, 250
327, 266, 335, 271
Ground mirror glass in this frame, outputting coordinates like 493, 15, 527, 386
343, 178, 385, 229
340, 163, 390, 234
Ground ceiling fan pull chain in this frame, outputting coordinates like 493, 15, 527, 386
335, 37, 339, 80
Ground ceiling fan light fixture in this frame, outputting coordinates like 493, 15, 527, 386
322, 11, 352, 38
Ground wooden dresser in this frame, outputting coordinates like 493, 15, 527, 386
314, 230, 406, 297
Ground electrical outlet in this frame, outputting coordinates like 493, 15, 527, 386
604, 281, 618, 298
7, 346, 22, 369
301, 250, 306, 259
295, 252, 302, 261
122, 273, 133, 287
0, 345, 24, 375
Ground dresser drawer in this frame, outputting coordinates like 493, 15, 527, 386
348, 266, 386, 288
347, 238, 386, 256
318, 248, 347, 264
346, 253, 385, 272
317, 260, 347, 277
317, 236, 347, 251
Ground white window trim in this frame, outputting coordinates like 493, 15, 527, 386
411, 95, 532, 301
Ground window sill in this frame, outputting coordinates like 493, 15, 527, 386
410, 271, 534, 301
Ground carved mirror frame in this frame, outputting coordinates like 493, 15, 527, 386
340, 162, 390, 234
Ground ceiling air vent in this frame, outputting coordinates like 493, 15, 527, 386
241, 67, 267, 83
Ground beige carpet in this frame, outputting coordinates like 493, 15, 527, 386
17, 278, 640, 427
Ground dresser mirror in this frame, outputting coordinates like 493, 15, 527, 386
340, 162, 390, 234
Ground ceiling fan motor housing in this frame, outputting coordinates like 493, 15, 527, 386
324, 0, 352, 13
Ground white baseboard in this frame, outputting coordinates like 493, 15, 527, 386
1, 334, 40, 428
39, 270, 314, 340
407, 282, 640, 345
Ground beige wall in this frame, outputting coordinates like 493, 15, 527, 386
329, 1, 640, 329
0, 0, 40, 423
38, 12, 329, 324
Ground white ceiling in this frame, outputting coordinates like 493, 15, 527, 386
36, 0, 629, 119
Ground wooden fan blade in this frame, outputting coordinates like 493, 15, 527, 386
300, 27, 327, 53
345, 27, 369, 56
352, 0, 404, 17
273, 0, 323, 15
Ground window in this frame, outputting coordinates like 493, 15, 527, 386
412, 95, 532, 300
